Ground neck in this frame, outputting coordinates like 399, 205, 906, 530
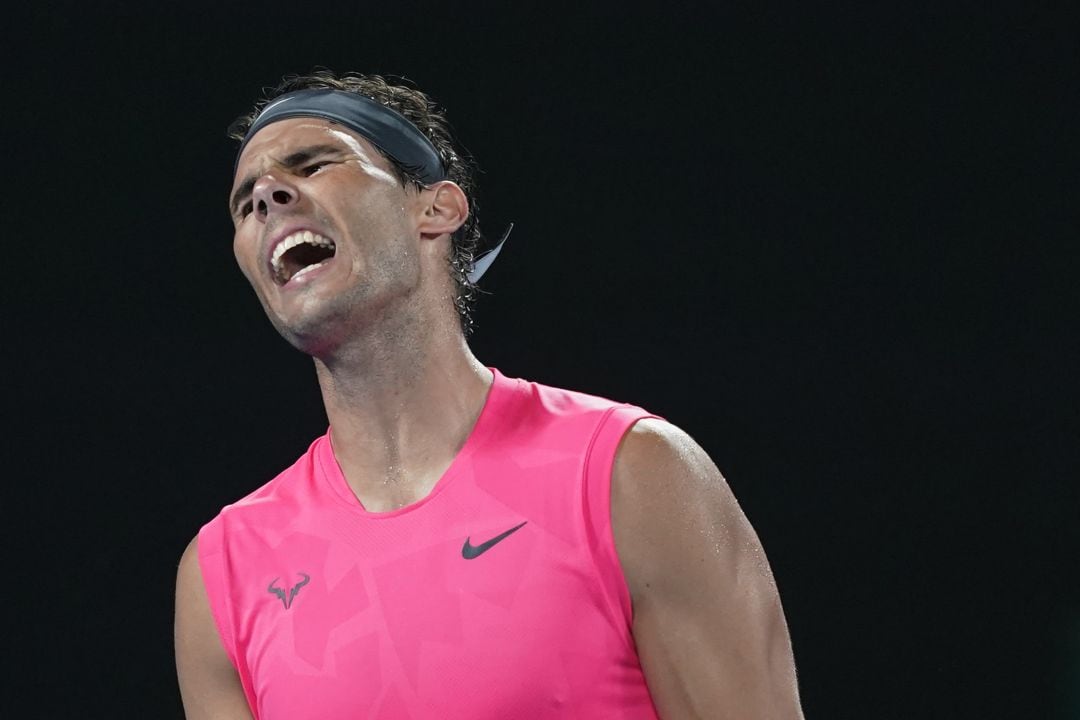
312, 305, 491, 512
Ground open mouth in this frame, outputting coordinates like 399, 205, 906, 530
271, 231, 336, 285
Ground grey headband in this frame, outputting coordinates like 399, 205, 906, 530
236, 88, 447, 184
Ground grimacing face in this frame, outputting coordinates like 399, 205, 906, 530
229, 118, 429, 352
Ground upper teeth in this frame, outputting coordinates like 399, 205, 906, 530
271, 230, 335, 276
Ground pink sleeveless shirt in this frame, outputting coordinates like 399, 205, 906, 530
198, 369, 660, 719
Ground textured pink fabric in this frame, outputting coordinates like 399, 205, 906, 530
198, 369, 659, 719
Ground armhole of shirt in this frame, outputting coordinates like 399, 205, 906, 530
197, 517, 240, 670
582, 405, 660, 638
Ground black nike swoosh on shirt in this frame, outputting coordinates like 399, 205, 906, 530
461, 521, 528, 559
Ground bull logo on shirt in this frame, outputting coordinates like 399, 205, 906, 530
267, 572, 310, 609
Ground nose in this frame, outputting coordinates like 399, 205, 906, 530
251, 174, 299, 221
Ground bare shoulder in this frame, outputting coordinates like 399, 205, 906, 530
176, 536, 201, 595
175, 536, 215, 634
613, 417, 728, 502
174, 535, 254, 720
611, 418, 748, 596
611, 418, 804, 718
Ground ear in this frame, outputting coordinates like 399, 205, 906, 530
417, 181, 469, 239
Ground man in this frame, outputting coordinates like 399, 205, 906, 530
175, 71, 804, 719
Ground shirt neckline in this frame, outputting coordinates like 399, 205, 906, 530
315, 367, 509, 518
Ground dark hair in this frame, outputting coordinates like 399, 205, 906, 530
228, 71, 482, 334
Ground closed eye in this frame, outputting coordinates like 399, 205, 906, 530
302, 161, 331, 177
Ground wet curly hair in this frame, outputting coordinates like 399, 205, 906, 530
228, 71, 483, 334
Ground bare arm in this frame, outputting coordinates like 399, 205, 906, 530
612, 419, 804, 719
174, 537, 255, 720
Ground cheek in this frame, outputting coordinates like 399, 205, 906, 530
232, 231, 260, 284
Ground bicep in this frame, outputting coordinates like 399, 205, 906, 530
174, 536, 254, 720
612, 419, 803, 719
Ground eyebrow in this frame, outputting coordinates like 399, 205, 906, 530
229, 143, 346, 216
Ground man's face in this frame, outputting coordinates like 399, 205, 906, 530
229, 118, 423, 351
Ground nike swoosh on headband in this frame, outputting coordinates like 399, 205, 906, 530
468, 222, 513, 284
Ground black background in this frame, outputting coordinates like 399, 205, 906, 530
5, 3, 1076, 718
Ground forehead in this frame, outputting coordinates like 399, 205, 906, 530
233, 117, 388, 183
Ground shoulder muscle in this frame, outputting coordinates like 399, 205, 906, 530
612, 419, 804, 719
174, 536, 253, 720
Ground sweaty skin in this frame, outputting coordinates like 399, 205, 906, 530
614, 419, 804, 718
175, 114, 804, 719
